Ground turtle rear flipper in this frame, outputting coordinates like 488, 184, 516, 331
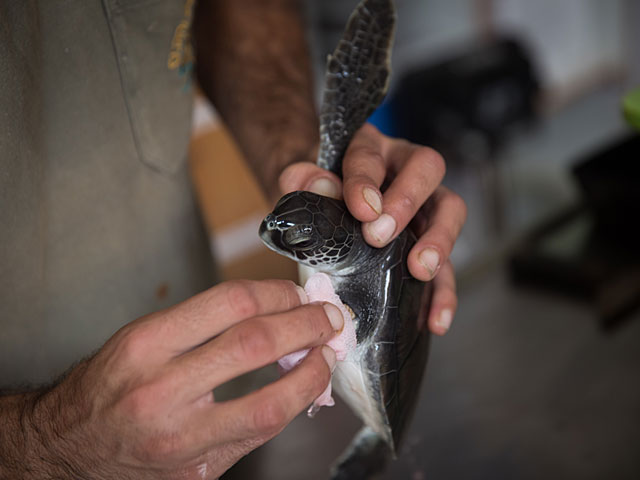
330, 426, 392, 480
317, 0, 396, 176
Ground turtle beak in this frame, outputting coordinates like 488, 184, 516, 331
259, 218, 274, 246
258, 218, 268, 239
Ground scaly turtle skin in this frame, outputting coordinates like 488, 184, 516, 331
318, 0, 395, 174
259, 0, 431, 475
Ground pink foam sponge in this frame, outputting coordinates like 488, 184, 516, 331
277, 272, 357, 416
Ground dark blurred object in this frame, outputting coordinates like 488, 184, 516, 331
573, 134, 640, 244
510, 134, 640, 329
389, 37, 539, 232
392, 37, 539, 162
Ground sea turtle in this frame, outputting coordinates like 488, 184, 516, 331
259, 0, 431, 477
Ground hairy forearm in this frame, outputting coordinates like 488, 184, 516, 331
0, 392, 48, 479
193, 0, 319, 202
0, 376, 96, 479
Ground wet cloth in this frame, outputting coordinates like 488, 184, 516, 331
0, 0, 214, 387
278, 273, 357, 412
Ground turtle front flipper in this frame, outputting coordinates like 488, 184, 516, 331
317, 0, 396, 176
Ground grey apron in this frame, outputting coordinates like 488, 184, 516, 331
0, 0, 214, 387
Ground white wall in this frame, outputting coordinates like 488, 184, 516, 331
307, 0, 630, 98
492, 0, 625, 91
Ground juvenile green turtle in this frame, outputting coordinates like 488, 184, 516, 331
259, 0, 431, 476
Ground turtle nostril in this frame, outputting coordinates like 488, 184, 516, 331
264, 214, 276, 230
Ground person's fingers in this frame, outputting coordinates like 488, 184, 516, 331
140, 279, 309, 355
186, 346, 335, 451
168, 302, 343, 399
279, 162, 343, 199
362, 142, 446, 248
426, 260, 458, 336
407, 186, 467, 281
341, 123, 388, 222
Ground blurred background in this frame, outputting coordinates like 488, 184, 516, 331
189, 0, 640, 478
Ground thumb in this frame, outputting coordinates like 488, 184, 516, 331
278, 162, 343, 199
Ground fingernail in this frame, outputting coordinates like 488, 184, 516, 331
321, 345, 337, 372
437, 309, 452, 332
296, 286, 309, 304
363, 187, 382, 215
367, 214, 396, 244
323, 303, 344, 331
419, 248, 440, 278
309, 178, 341, 199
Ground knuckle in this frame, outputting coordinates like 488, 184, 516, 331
293, 356, 331, 404
134, 432, 185, 463
343, 173, 371, 190
252, 398, 288, 435
395, 190, 419, 213
349, 146, 385, 170
308, 361, 331, 396
303, 305, 332, 341
359, 122, 379, 136
433, 225, 457, 253
278, 162, 307, 193
279, 280, 303, 309
363, 148, 386, 167
416, 147, 446, 178
225, 280, 259, 319
114, 324, 152, 364
278, 161, 299, 182
120, 384, 157, 423
235, 320, 276, 363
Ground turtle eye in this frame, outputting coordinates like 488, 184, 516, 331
284, 224, 316, 249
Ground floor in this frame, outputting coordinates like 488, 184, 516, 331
221, 262, 640, 480
219, 85, 640, 479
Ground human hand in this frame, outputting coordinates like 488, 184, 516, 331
279, 123, 467, 336
14, 280, 341, 479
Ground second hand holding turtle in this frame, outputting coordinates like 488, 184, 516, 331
280, 124, 466, 336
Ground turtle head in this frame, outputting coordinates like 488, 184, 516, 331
259, 191, 357, 269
